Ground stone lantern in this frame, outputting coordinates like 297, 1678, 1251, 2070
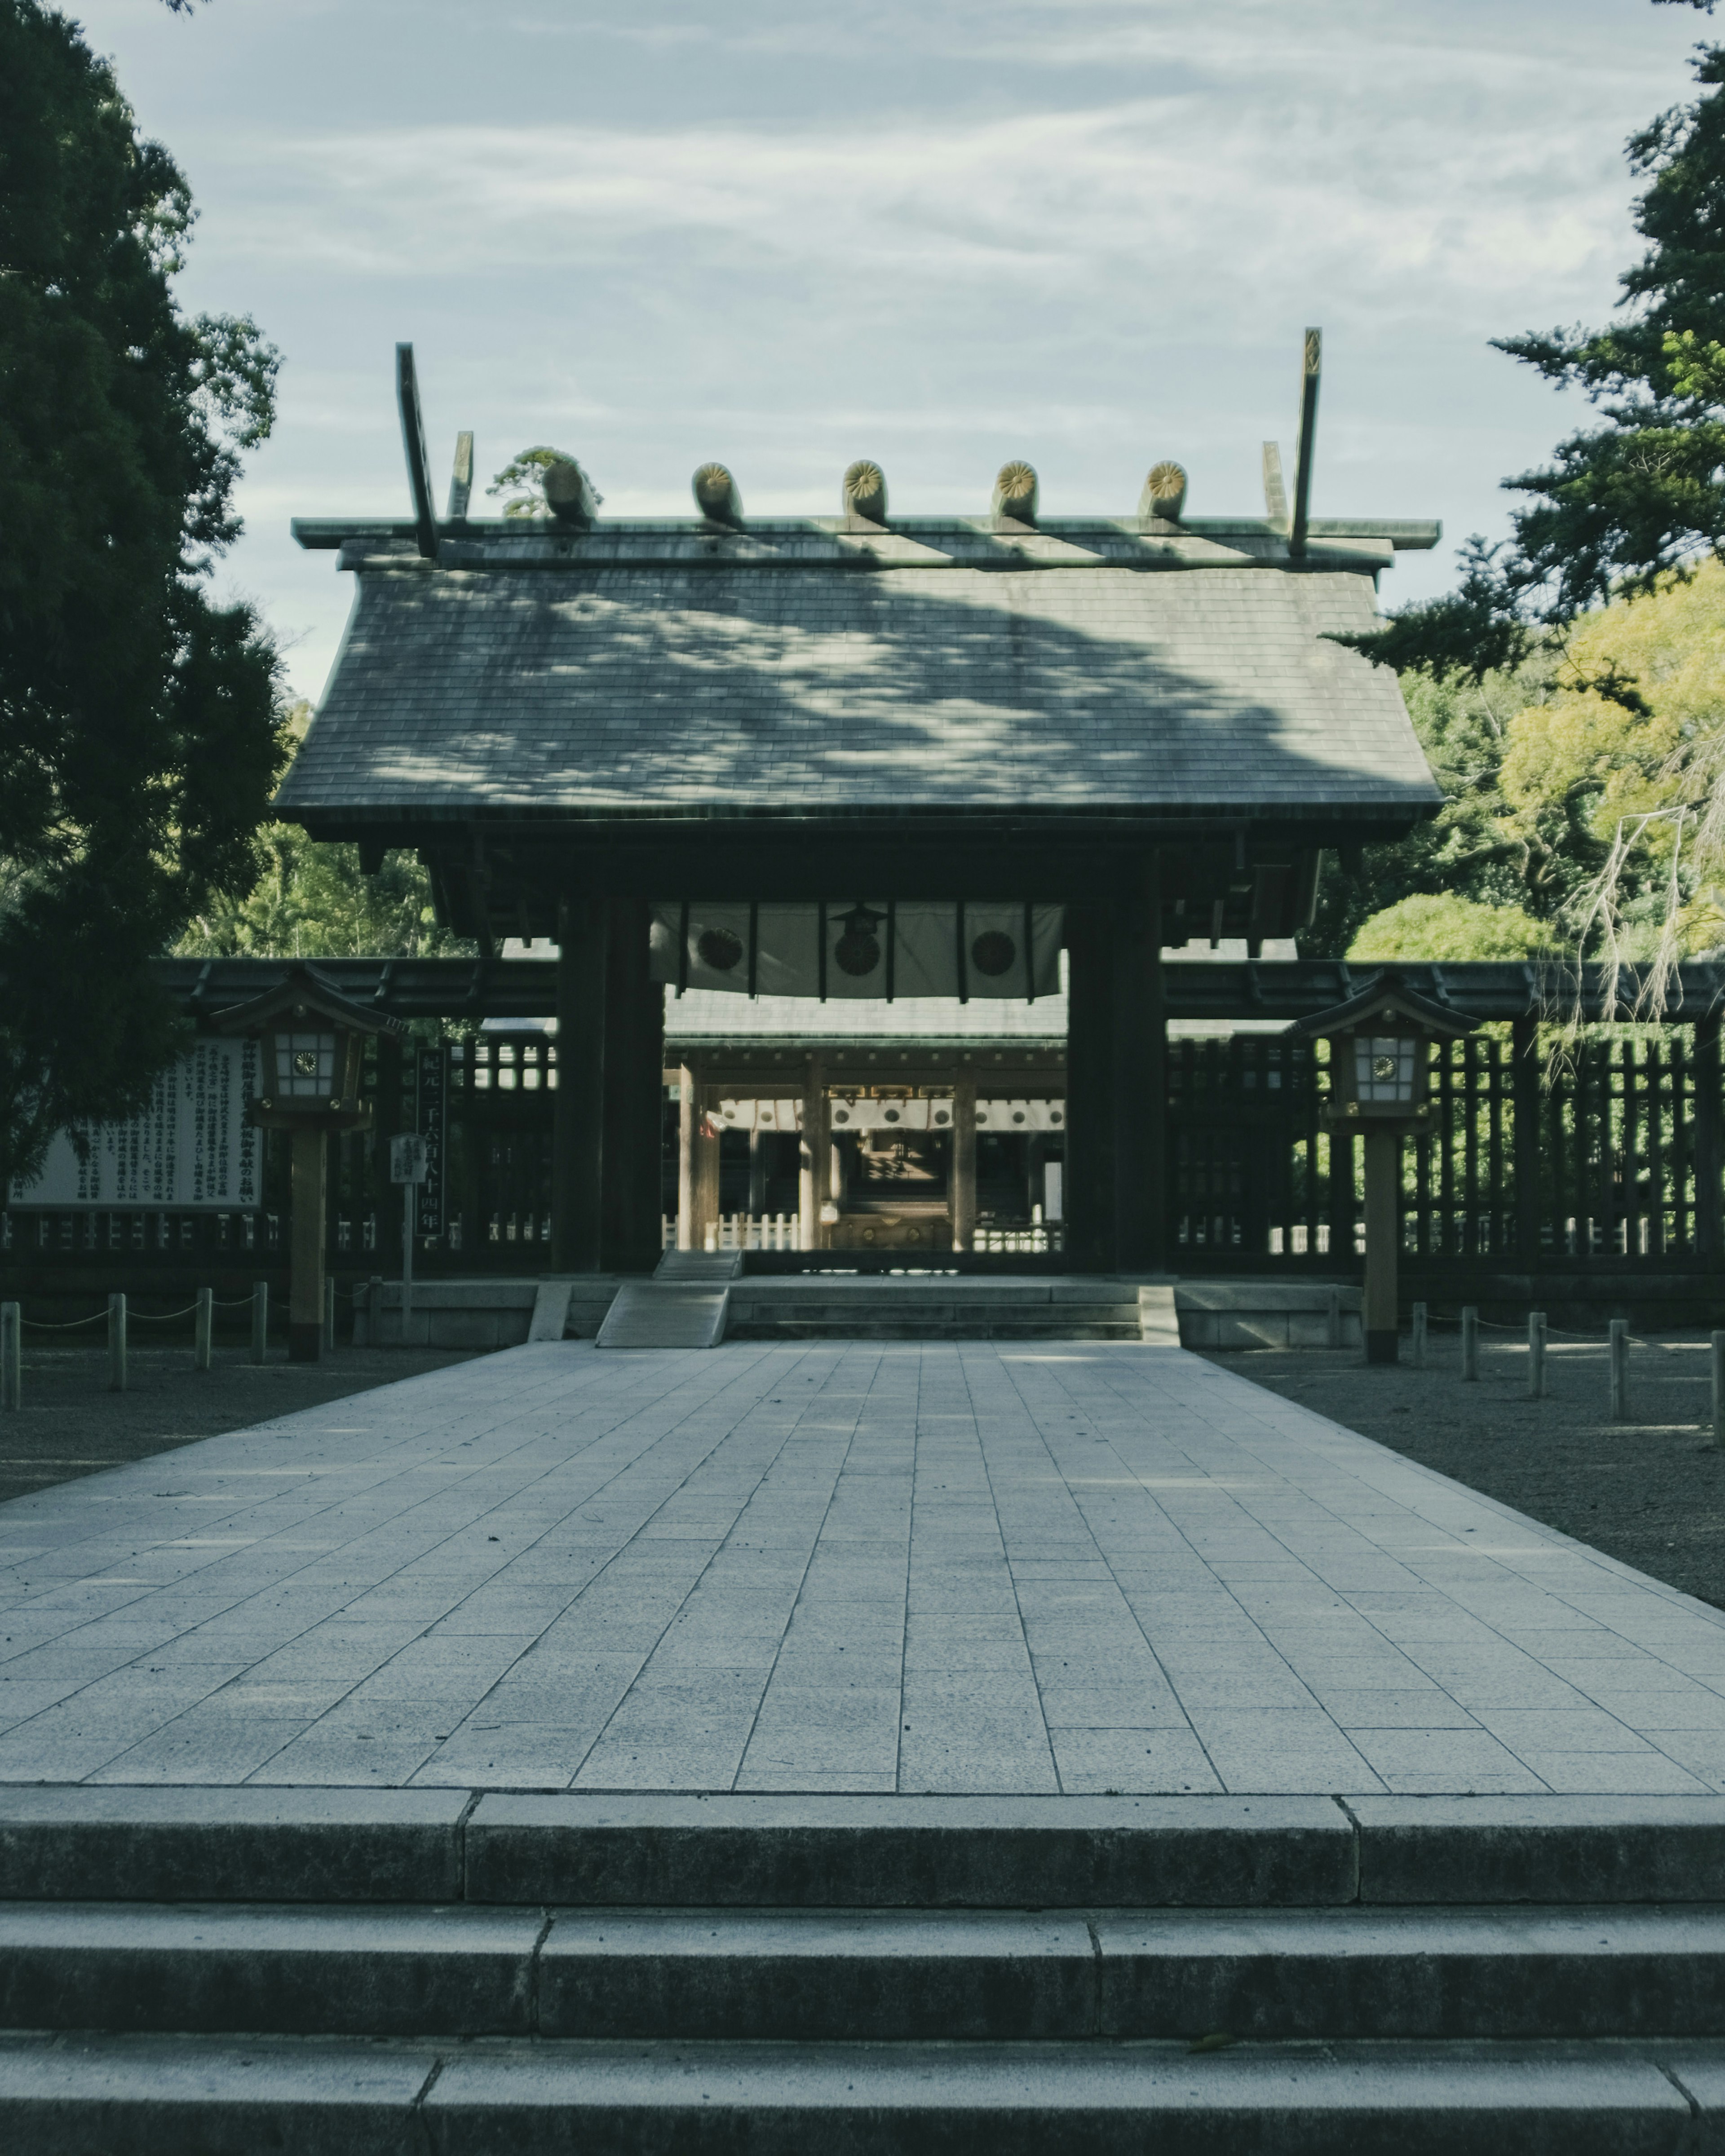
215, 965, 404, 1361
1292, 970, 1475, 1365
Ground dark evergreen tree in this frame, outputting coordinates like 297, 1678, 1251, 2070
0, 0, 283, 1192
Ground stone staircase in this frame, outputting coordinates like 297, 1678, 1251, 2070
725, 1274, 1173, 1343
3, 1786, 1725, 2148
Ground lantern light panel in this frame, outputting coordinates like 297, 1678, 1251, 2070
1354, 1034, 1418, 1105
276, 1029, 339, 1098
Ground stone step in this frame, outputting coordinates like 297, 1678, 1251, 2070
2, 2030, 1718, 2152
725, 1300, 1142, 1319
5, 1900, 1725, 2042
8, 1791, 1725, 1910
729, 1311, 1147, 1328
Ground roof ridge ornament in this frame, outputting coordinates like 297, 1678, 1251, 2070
992, 460, 1038, 529
544, 457, 602, 530
446, 431, 475, 523
842, 459, 888, 526
1262, 441, 1289, 528
1139, 461, 1187, 529
693, 462, 744, 528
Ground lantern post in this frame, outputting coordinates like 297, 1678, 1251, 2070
215, 966, 405, 1362
1293, 971, 1475, 1365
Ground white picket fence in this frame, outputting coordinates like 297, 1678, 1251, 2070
660, 1215, 802, 1252
974, 1226, 1058, 1254
659, 1216, 1059, 1255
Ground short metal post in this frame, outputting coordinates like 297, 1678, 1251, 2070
1411, 1302, 1428, 1370
250, 1281, 268, 1365
1460, 1306, 1479, 1381
323, 1277, 336, 1355
401, 1180, 415, 1342
0, 1303, 20, 1410
1610, 1317, 1629, 1421
1712, 1330, 1725, 1447
1527, 1311, 1546, 1400
368, 1274, 384, 1348
1326, 1286, 1341, 1349
107, 1292, 127, 1392
194, 1287, 213, 1372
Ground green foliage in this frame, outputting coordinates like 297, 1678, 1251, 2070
487, 446, 595, 520
1306, 653, 1568, 953
1347, 894, 1555, 963
0, 0, 284, 1192
1311, 561, 1725, 957
177, 708, 474, 962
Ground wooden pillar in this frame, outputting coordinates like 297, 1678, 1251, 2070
375, 1034, 405, 1272
1114, 870, 1168, 1274
693, 1080, 721, 1250
799, 1054, 826, 1251
289, 1126, 327, 1362
602, 898, 664, 1273
748, 1129, 765, 1217
1362, 1127, 1400, 1363
1064, 903, 1116, 1272
677, 1064, 697, 1250
551, 897, 608, 1272
952, 1068, 978, 1252
1696, 1013, 1723, 1259
1512, 1015, 1543, 1265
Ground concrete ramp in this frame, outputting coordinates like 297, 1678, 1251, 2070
595, 1251, 740, 1349
1136, 1282, 1181, 1347
526, 1280, 575, 1342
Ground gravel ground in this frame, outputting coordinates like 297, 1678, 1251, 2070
1206, 1326, 1725, 1613
0, 1344, 481, 1509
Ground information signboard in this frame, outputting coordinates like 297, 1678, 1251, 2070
8, 1039, 261, 1210
390, 1134, 428, 1183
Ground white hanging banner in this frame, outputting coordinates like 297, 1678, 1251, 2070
652, 900, 1064, 1001
9, 1038, 263, 1210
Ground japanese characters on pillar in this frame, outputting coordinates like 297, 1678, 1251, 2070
213, 964, 405, 1365
1292, 970, 1475, 1367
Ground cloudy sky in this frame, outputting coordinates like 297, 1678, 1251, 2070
74, 0, 1712, 702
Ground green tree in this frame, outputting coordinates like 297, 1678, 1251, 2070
1307, 652, 1572, 953
1314, 557, 1725, 961
0, 0, 283, 1193
1347, 894, 1556, 963
176, 707, 475, 959
1333, 3, 1725, 993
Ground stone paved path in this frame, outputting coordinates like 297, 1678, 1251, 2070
0, 1341, 1723, 1796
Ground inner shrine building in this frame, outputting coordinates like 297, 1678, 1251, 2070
276, 348, 1442, 1274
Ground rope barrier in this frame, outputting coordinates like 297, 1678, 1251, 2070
1425, 1312, 1664, 1346
19, 1312, 106, 1331
128, 1305, 199, 1324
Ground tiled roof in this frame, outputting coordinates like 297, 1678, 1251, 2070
276, 528, 1440, 820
